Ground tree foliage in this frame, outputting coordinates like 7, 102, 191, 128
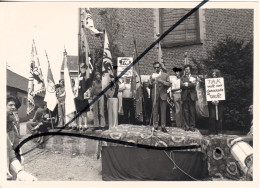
98, 9, 125, 67
202, 36, 253, 130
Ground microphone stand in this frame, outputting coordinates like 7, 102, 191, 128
151, 77, 157, 135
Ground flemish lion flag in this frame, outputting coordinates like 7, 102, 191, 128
79, 26, 93, 79
83, 8, 103, 35
102, 30, 115, 98
27, 42, 45, 115
131, 39, 143, 122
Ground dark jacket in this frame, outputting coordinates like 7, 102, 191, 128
148, 72, 171, 101
180, 74, 198, 101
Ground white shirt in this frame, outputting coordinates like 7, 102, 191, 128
152, 71, 161, 79
119, 82, 132, 98
171, 76, 181, 93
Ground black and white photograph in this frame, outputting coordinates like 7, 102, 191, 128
1, 1, 259, 186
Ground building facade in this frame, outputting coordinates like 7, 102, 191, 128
85, 8, 253, 77
60, 55, 79, 86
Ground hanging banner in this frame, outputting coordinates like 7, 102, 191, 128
205, 77, 226, 101
117, 57, 133, 78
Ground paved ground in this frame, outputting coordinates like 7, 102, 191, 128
20, 121, 102, 181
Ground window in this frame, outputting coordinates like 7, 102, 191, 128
159, 9, 201, 47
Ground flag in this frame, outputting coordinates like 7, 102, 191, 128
79, 27, 91, 79
131, 39, 143, 122
27, 42, 45, 115
44, 52, 57, 111
184, 52, 189, 65
102, 30, 115, 98
77, 11, 94, 101
63, 50, 76, 123
158, 42, 166, 72
83, 8, 103, 35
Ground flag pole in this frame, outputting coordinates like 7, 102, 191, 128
45, 50, 55, 130
133, 36, 146, 125
78, 8, 82, 66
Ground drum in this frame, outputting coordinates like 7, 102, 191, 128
230, 141, 253, 174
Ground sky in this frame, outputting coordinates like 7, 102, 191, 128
0, 3, 79, 83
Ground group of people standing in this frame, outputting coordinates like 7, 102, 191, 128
42, 60, 226, 134
26, 58, 225, 134
146, 61, 224, 134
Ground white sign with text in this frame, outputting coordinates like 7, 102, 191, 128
205, 77, 226, 101
117, 57, 133, 78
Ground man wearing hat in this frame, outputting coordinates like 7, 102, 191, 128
171, 67, 183, 128
180, 65, 198, 131
7, 95, 37, 181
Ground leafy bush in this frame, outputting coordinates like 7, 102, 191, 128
201, 36, 253, 130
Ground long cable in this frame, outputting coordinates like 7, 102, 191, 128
164, 151, 200, 181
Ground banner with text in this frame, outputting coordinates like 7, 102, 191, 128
205, 77, 225, 101
117, 57, 133, 79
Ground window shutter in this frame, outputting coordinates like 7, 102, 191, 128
160, 9, 200, 47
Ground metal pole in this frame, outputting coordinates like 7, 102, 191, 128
49, 111, 54, 129
215, 103, 219, 120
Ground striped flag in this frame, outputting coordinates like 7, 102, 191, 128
102, 30, 115, 98
63, 50, 76, 123
27, 41, 45, 115
83, 8, 103, 35
131, 39, 143, 122
158, 42, 166, 72
44, 51, 57, 111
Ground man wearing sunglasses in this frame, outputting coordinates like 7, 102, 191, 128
148, 62, 171, 133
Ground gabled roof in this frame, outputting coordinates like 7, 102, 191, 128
7, 69, 44, 97
7, 69, 28, 92
60, 55, 79, 72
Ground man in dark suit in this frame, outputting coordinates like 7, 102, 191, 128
181, 64, 197, 131
148, 62, 171, 132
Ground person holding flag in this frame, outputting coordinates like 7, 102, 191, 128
74, 10, 95, 131
75, 62, 91, 131
56, 79, 65, 128
102, 30, 118, 127
148, 62, 171, 132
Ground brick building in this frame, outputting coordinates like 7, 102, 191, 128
85, 8, 253, 77
60, 55, 79, 85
